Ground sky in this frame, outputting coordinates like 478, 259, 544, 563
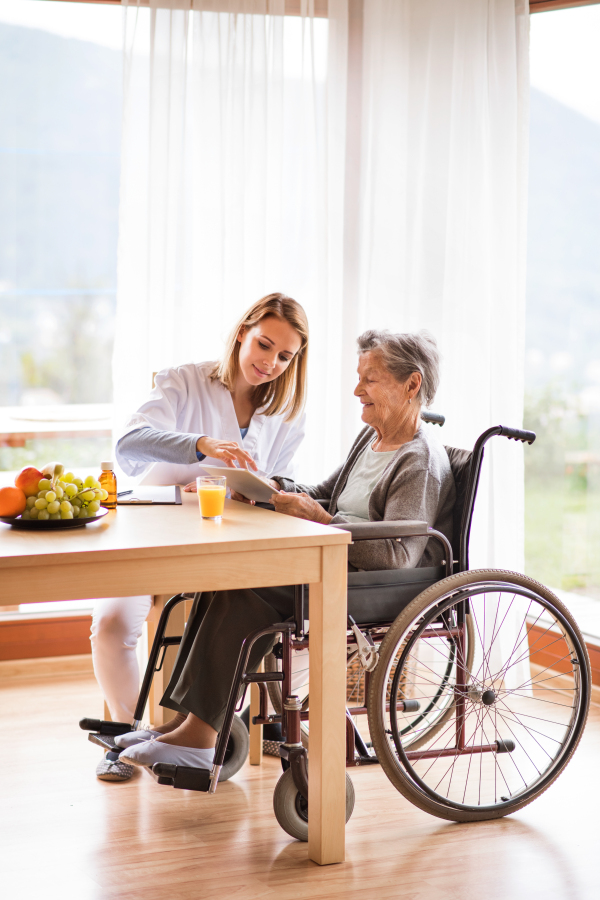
529, 4, 600, 125
0, 0, 125, 51
0, 0, 599, 122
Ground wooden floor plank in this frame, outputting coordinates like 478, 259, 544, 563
2, 672, 599, 899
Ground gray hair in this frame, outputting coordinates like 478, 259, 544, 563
356, 329, 440, 408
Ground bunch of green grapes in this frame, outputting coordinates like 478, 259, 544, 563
20, 472, 109, 522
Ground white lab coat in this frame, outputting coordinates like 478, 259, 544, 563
116, 361, 306, 485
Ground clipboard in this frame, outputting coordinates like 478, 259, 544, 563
117, 485, 182, 505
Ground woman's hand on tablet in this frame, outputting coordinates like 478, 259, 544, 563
197, 436, 257, 470
271, 491, 333, 524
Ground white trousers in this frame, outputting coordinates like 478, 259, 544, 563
90, 596, 153, 723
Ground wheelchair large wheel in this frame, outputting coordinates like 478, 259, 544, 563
273, 768, 355, 842
368, 569, 591, 822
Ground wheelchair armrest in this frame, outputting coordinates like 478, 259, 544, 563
330, 521, 454, 578
330, 520, 429, 541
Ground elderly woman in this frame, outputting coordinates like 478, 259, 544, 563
117, 330, 455, 770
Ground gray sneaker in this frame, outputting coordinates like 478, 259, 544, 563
263, 740, 283, 757
96, 755, 136, 782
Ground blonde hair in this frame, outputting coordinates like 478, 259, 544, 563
211, 293, 309, 420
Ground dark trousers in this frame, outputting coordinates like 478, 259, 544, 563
160, 585, 300, 732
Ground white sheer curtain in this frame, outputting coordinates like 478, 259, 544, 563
350, 0, 530, 575
114, 0, 530, 584
114, 0, 349, 482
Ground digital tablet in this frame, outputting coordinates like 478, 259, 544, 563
197, 465, 279, 503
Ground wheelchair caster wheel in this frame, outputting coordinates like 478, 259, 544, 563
219, 714, 250, 782
273, 768, 355, 842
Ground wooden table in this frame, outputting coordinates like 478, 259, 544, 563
0, 491, 351, 865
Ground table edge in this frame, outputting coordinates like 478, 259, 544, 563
0, 528, 352, 568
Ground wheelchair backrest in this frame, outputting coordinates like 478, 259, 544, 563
444, 446, 473, 572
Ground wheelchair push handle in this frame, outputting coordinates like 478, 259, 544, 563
421, 411, 445, 427
498, 425, 536, 445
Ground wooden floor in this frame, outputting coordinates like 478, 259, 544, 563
2, 672, 599, 900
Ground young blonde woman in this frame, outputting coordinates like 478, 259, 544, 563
92, 293, 309, 781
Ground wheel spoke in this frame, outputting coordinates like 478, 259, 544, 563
506, 692, 575, 708
492, 599, 534, 684
491, 601, 544, 685
502, 652, 578, 697
470, 592, 517, 685
487, 707, 541, 786
497, 630, 571, 685
492, 702, 565, 750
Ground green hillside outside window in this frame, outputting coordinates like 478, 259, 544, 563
526, 6, 600, 631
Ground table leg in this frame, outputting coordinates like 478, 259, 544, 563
308, 544, 347, 865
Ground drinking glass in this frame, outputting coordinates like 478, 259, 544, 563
196, 475, 226, 521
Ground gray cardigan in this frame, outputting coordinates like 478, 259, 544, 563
276, 426, 455, 571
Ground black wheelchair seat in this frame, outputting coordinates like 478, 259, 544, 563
347, 565, 445, 625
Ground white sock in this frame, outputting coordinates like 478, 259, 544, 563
119, 740, 216, 769
114, 729, 161, 749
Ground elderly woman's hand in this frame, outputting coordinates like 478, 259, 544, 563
230, 489, 254, 505
271, 491, 332, 524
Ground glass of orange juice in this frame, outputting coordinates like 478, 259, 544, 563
196, 475, 227, 521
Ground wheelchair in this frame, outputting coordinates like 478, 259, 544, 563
81, 415, 591, 840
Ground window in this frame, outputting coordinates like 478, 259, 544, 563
0, 0, 123, 469
526, 4, 600, 637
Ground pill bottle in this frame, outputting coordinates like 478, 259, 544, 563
99, 462, 117, 509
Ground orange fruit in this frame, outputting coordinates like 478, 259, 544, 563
0, 486, 27, 518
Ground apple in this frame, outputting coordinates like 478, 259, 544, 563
14, 466, 44, 497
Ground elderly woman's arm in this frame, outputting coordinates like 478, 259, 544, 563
336, 461, 449, 570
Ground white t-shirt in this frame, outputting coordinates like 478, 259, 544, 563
336, 441, 397, 522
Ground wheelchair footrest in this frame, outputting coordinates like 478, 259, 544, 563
150, 762, 211, 792
79, 718, 132, 736
88, 732, 120, 753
